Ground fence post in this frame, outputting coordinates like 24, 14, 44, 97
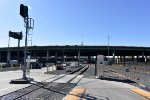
0, 64, 2, 70
47, 65, 49, 73
20, 64, 21, 70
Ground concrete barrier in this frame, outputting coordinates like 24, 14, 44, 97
53, 65, 56, 70
46, 65, 56, 73
46, 65, 49, 73
0, 63, 6, 70
20, 64, 22, 70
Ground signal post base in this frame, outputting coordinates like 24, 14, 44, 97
10, 78, 33, 84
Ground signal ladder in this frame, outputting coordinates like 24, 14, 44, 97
24, 18, 34, 47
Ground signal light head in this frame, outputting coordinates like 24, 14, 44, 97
9, 31, 23, 40
20, 4, 28, 18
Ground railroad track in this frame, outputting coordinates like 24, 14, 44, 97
0, 64, 89, 100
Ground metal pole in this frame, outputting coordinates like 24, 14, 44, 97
62, 50, 64, 62
108, 35, 110, 62
17, 39, 20, 63
7, 37, 10, 63
81, 34, 83, 46
23, 17, 28, 79
95, 55, 97, 76
113, 50, 115, 63
124, 56, 125, 67
78, 50, 80, 66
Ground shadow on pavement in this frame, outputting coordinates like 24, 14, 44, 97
100, 77, 136, 84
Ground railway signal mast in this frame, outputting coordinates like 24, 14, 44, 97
10, 4, 34, 84
20, 4, 34, 82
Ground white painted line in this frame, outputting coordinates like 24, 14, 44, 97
42, 75, 57, 82
139, 84, 146, 88
54, 75, 76, 83
44, 74, 66, 82
0, 86, 16, 92
70, 75, 83, 83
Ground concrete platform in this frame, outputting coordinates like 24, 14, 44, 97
0, 68, 56, 96
71, 78, 149, 100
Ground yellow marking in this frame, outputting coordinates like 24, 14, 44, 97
65, 88, 86, 100
130, 88, 150, 99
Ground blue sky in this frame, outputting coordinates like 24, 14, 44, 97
0, 0, 150, 47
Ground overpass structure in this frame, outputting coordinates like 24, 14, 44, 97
0, 45, 150, 63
